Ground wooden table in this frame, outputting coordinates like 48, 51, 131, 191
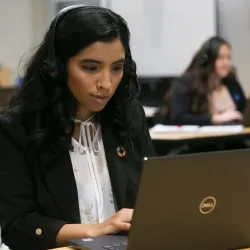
150, 127, 250, 155
52, 248, 75, 250
51, 247, 76, 250
52, 248, 73, 250
150, 127, 250, 141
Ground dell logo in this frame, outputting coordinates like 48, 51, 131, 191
201, 203, 214, 208
199, 196, 216, 214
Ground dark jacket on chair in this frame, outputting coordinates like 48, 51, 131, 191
168, 75, 246, 125
0, 100, 155, 250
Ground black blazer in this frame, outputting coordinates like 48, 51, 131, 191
0, 100, 155, 250
168, 75, 246, 125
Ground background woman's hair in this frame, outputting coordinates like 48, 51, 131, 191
3, 6, 138, 169
182, 36, 233, 112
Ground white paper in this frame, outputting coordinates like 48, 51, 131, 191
150, 124, 244, 134
150, 124, 200, 133
199, 125, 244, 133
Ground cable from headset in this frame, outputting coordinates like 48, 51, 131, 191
128, 98, 136, 169
125, 47, 139, 169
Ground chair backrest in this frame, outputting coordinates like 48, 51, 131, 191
137, 76, 175, 107
0, 87, 15, 107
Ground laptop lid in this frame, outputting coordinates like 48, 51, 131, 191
127, 149, 250, 250
243, 98, 250, 126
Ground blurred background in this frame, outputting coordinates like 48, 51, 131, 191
0, 0, 250, 112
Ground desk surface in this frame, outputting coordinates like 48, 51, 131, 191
150, 127, 250, 141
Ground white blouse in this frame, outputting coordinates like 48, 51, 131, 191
69, 120, 116, 224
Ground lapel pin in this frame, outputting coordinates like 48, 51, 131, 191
117, 146, 126, 157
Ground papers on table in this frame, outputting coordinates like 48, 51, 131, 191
199, 125, 243, 133
150, 124, 200, 132
150, 124, 244, 133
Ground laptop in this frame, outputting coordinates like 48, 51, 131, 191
242, 98, 250, 126
69, 149, 250, 250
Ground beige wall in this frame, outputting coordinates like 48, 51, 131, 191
0, 0, 48, 84
32, 0, 49, 45
0, 0, 216, 81
0, 0, 32, 81
112, 0, 216, 76
217, 0, 250, 95
1, 0, 250, 92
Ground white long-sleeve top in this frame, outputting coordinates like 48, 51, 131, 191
69, 120, 116, 224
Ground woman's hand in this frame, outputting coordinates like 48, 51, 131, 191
89, 208, 134, 237
212, 110, 243, 124
56, 209, 133, 246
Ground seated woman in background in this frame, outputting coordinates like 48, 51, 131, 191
167, 36, 246, 125
0, 5, 154, 250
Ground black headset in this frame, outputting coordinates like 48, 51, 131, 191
199, 38, 213, 67
41, 5, 94, 82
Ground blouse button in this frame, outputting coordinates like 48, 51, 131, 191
35, 228, 42, 236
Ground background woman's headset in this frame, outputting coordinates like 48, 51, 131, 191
199, 38, 213, 67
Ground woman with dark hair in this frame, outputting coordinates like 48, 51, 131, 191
0, 6, 155, 250
166, 36, 246, 125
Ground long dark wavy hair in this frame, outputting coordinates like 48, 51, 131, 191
2, 6, 139, 169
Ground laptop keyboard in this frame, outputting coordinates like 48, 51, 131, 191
102, 241, 127, 250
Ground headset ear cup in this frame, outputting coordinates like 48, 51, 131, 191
40, 5, 88, 84
40, 57, 66, 84
199, 39, 212, 67
200, 52, 209, 67
41, 59, 58, 80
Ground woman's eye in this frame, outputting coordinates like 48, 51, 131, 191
82, 66, 98, 71
112, 65, 124, 71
